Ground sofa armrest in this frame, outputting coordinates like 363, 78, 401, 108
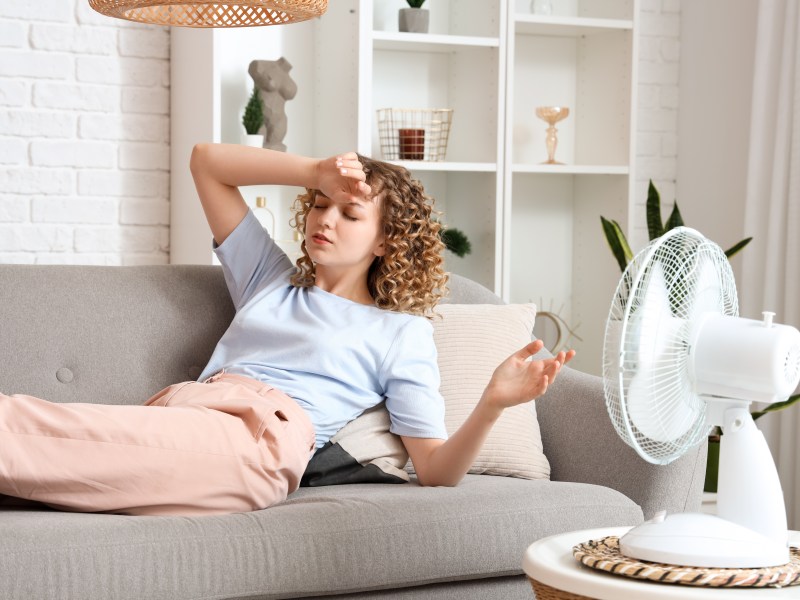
535, 365, 707, 520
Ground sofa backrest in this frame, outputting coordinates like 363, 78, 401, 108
0, 265, 501, 405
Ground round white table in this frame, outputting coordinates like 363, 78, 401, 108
523, 526, 800, 599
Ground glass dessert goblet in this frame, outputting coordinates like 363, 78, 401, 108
535, 106, 570, 164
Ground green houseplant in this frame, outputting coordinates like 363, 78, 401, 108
440, 227, 471, 258
242, 85, 265, 147
399, 0, 429, 33
601, 180, 799, 492
600, 180, 752, 273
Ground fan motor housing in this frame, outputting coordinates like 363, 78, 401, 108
690, 313, 800, 403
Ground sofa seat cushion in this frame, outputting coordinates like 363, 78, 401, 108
0, 475, 643, 600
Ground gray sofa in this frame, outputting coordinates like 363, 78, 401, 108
0, 265, 706, 600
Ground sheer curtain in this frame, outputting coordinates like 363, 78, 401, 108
740, 0, 800, 529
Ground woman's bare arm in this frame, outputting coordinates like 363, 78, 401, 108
402, 341, 575, 487
189, 144, 320, 245
189, 144, 370, 245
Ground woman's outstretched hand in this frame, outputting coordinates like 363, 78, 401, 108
316, 152, 371, 201
483, 340, 576, 411
403, 340, 574, 488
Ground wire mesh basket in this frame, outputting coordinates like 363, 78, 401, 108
376, 108, 454, 161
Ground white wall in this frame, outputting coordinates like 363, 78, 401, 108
0, 0, 170, 265
676, 0, 758, 283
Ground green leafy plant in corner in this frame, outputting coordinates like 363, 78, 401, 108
600, 180, 753, 273
406, 0, 426, 7
440, 227, 471, 258
242, 86, 264, 135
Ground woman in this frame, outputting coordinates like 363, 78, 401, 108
0, 144, 573, 516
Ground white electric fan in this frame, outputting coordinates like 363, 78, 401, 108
603, 226, 800, 568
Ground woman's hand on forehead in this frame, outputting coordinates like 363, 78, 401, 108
317, 152, 372, 204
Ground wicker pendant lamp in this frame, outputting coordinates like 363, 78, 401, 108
88, 0, 327, 27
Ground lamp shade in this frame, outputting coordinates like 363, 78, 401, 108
88, 0, 328, 27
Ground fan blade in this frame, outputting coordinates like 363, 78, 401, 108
632, 261, 672, 369
628, 370, 694, 443
627, 261, 696, 443
689, 254, 722, 319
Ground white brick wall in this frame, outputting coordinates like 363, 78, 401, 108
633, 0, 681, 251
0, 0, 169, 265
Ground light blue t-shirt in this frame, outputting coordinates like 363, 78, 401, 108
198, 209, 448, 449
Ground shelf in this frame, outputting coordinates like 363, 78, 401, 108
512, 164, 629, 175
372, 31, 500, 52
514, 15, 633, 37
387, 161, 497, 173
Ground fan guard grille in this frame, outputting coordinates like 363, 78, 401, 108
603, 228, 738, 464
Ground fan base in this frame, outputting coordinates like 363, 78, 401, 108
620, 512, 790, 568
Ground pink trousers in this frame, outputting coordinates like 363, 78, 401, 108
0, 372, 315, 516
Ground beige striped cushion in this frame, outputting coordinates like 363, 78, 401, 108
430, 303, 550, 480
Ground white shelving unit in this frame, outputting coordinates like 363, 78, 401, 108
169, 0, 638, 374
358, 0, 506, 291
504, 0, 638, 374
372, 31, 501, 51
515, 15, 633, 37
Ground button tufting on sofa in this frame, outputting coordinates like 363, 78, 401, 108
56, 367, 74, 383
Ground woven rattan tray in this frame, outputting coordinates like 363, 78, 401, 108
573, 536, 800, 588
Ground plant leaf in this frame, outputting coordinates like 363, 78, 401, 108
441, 228, 471, 257
646, 180, 663, 241
752, 393, 800, 421
664, 202, 684, 232
242, 86, 264, 135
725, 237, 753, 259
601, 216, 633, 272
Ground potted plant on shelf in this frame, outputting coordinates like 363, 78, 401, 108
600, 181, 799, 493
242, 85, 265, 147
399, 0, 429, 34
440, 226, 471, 258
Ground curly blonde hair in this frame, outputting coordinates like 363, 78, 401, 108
289, 155, 448, 316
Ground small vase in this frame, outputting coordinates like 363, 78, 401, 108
399, 8, 429, 33
241, 133, 264, 148
535, 106, 570, 164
